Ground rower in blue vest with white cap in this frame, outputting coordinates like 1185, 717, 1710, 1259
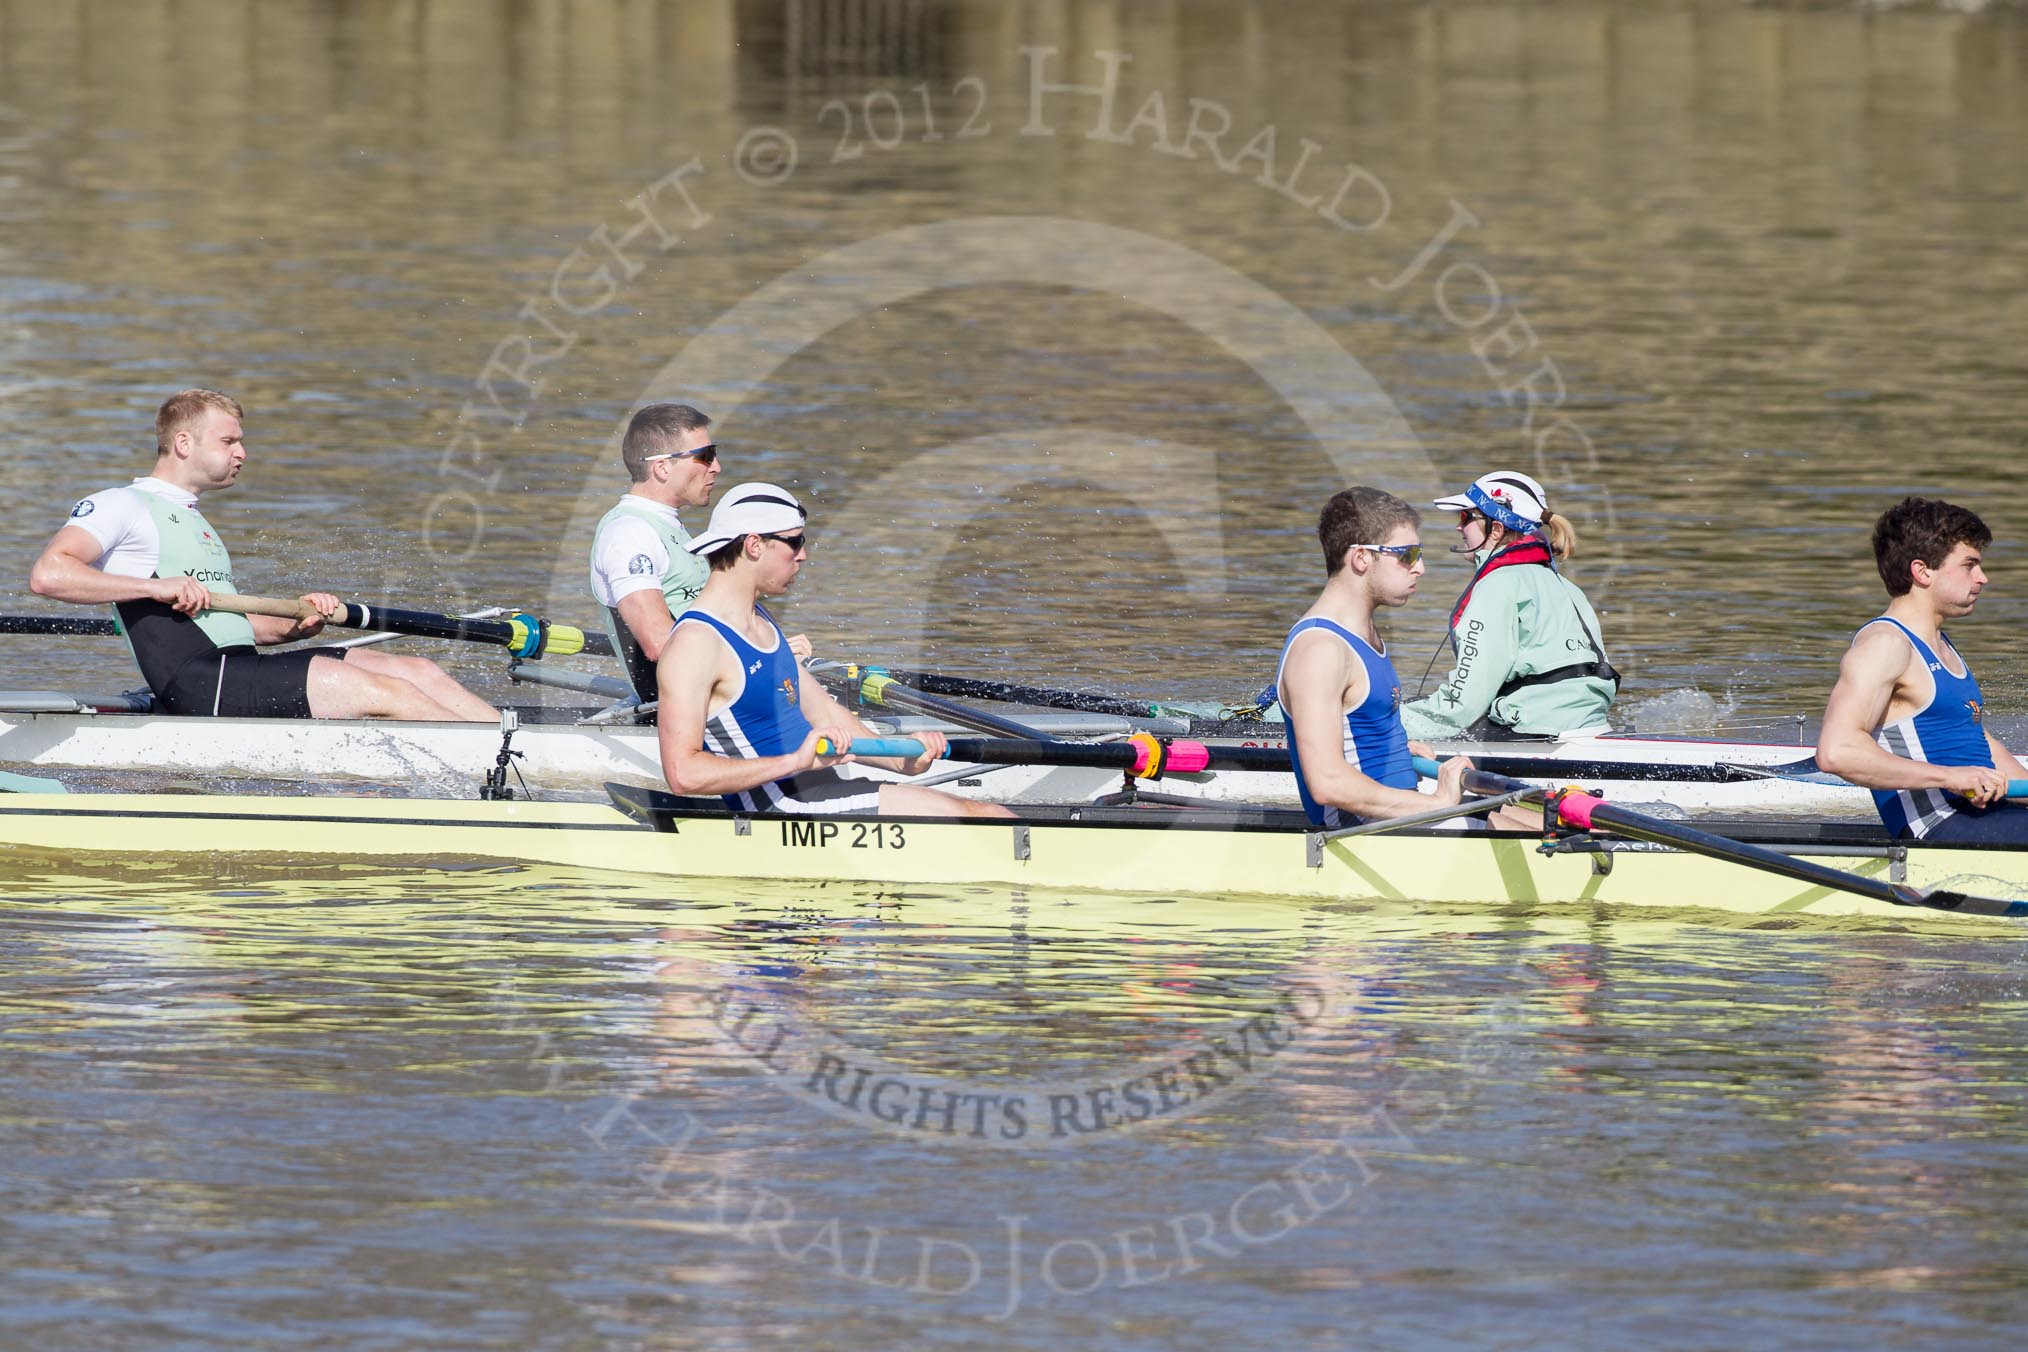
655, 482, 1015, 820
1400, 468, 1618, 742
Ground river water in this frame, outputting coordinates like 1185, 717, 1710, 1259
4, 1, 2028, 1347
6, 858, 2027, 1349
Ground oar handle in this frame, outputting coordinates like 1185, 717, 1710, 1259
815, 735, 928, 759
1417, 754, 1549, 801
2010, 780, 2028, 800
205, 592, 320, 622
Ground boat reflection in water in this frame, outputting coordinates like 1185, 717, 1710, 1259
5, 848, 2023, 1336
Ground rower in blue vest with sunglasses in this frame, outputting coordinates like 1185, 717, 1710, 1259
589, 404, 808, 704
1399, 469, 1618, 742
1274, 486, 1476, 828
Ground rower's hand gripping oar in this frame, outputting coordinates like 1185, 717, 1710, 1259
1419, 756, 2028, 919
206, 594, 615, 660
1306, 755, 1532, 838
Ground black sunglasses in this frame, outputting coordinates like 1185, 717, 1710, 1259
763, 532, 807, 552
645, 443, 717, 467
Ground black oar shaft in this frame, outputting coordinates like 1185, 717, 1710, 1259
332, 603, 613, 658
940, 738, 1140, 770
879, 667, 1173, 721
1588, 798, 1924, 910
2, 601, 608, 659
339, 604, 514, 648
939, 738, 1288, 774
1460, 767, 2022, 918
0, 615, 120, 637
841, 668, 1057, 740
93, 593, 621, 660
933, 742, 1809, 781
1468, 753, 1812, 785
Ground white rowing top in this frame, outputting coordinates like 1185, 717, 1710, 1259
62, 477, 204, 578
590, 496, 689, 609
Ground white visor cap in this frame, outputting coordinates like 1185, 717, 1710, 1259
1433, 471, 1548, 529
683, 482, 808, 555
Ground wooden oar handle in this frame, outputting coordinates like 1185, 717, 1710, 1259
204, 592, 321, 623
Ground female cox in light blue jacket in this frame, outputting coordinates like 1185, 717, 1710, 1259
1399, 470, 1618, 742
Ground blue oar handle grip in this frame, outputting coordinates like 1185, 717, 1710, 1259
815, 735, 927, 760
2011, 779, 2028, 800
1412, 755, 1443, 779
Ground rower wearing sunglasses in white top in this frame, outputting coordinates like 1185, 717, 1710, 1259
589, 403, 809, 705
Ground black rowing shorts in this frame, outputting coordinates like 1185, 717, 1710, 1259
727, 766, 887, 816
1917, 801, 2028, 846
155, 646, 348, 719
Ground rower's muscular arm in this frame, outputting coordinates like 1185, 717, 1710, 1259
617, 590, 679, 663
620, 591, 810, 664
30, 525, 210, 613
656, 623, 842, 794
246, 593, 340, 646
1281, 631, 1461, 819
248, 613, 320, 644
1816, 626, 2007, 802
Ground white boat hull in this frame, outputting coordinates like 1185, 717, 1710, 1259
0, 708, 1860, 815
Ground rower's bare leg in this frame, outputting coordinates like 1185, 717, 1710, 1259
342, 649, 497, 721
304, 654, 467, 721
876, 784, 1017, 819
1490, 802, 1544, 831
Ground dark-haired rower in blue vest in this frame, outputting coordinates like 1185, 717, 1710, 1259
1277, 486, 1538, 831
656, 482, 1015, 821
1818, 496, 2028, 843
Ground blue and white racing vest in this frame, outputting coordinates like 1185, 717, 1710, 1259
1275, 617, 1417, 828
677, 606, 812, 808
1865, 616, 1993, 839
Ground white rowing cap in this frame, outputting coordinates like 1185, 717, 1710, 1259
1433, 470, 1548, 526
684, 482, 808, 555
